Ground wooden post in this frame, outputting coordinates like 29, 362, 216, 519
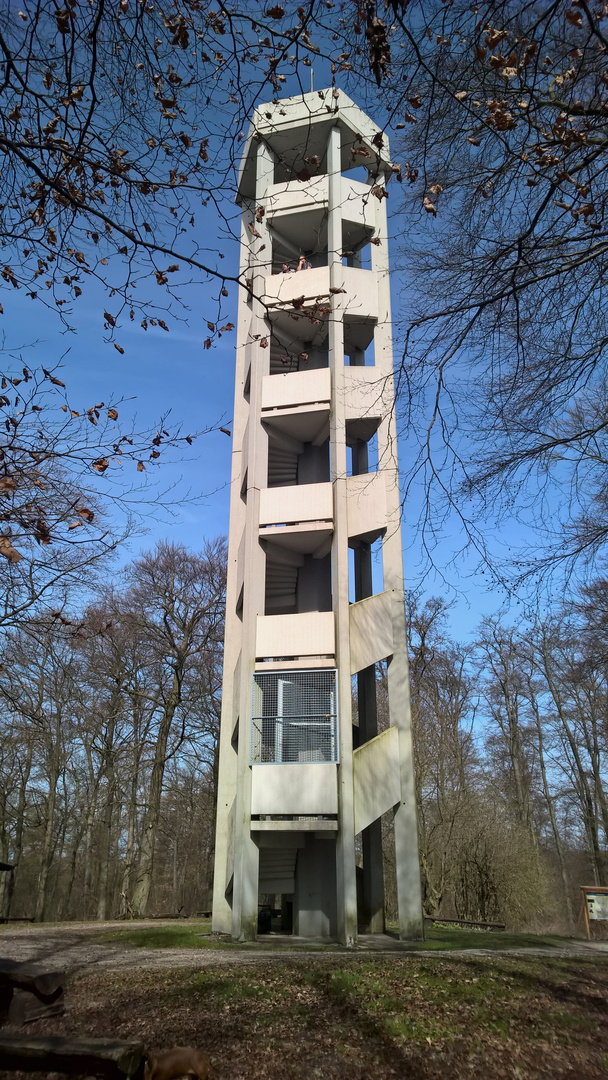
581, 886, 592, 940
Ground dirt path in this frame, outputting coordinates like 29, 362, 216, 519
0, 920, 606, 973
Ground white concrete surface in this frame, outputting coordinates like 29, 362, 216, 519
349, 591, 394, 674
353, 727, 401, 834
256, 611, 335, 659
251, 762, 338, 815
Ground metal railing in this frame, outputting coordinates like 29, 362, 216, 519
251, 670, 338, 764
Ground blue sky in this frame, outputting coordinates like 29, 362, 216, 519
0, 58, 525, 644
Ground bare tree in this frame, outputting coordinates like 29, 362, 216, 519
0, 2, 338, 341
338, 2, 608, 581
126, 539, 225, 917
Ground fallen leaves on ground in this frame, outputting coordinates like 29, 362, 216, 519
3, 955, 608, 1080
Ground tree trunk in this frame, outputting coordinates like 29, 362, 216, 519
35, 714, 62, 922
96, 711, 118, 921
541, 634, 607, 885
4, 732, 34, 919
131, 662, 184, 917
528, 680, 574, 930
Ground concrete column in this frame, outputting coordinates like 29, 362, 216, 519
371, 173, 424, 941
328, 123, 358, 946
351, 438, 384, 933
230, 138, 275, 941
212, 207, 255, 934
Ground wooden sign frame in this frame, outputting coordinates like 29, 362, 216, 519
580, 885, 608, 940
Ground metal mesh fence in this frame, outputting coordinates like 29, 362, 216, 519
251, 670, 338, 764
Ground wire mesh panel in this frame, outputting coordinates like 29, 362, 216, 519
251, 670, 338, 764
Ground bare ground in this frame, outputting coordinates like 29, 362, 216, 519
0, 920, 606, 974
1, 923, 608, 1080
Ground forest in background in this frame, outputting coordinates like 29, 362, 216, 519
0, 1, 607, 932
1, 540, 606, 933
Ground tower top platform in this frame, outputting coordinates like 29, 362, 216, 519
236, 88, 391, 203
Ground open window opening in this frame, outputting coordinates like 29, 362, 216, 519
264, 545, 331, 616
273, 149, 326, 186
341, 213, 374, 266
346, 431, 379, 478
268, 196, 328, 275
267, 436, 329, 489
342, 242, 372, 270
349, 535, 384, 603
344, 318, 375, 365
341, 164, 371, 182
269, 341, 329, 375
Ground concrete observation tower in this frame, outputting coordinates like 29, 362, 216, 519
212, 89, 423, 944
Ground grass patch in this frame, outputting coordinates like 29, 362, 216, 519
97, 919, 572, 954
18, 954, 608, 1080
411, 924, 571, 951
169, 971, 275, 1004
97, 921, 227, 949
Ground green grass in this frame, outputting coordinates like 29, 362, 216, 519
43, 954, 608, 1079
97, 919, 573, 953
169, 970, 275, 1003
413, 924, 571, 951
97, 920, 228, 948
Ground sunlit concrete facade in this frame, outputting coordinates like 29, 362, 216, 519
212, 89, 423, 944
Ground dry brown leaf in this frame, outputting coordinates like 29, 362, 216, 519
45, 371, 66, 388
0, 536, 23, 563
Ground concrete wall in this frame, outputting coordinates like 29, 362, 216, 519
262, 368, 331, 411
259, 482, 333, 527
263, 266, 378, 323
346, 472, 386, 544
251, 762, 338, 815
353, 727, 400, 834
349, 591, 394, 673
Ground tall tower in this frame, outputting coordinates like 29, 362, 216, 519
212, 89, 423, 944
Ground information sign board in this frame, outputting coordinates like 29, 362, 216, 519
581, 886, 608, 939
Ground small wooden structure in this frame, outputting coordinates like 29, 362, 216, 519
0, 960, 65, 1026
581, 885, 608, 939
0, 1034, 144, 1078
